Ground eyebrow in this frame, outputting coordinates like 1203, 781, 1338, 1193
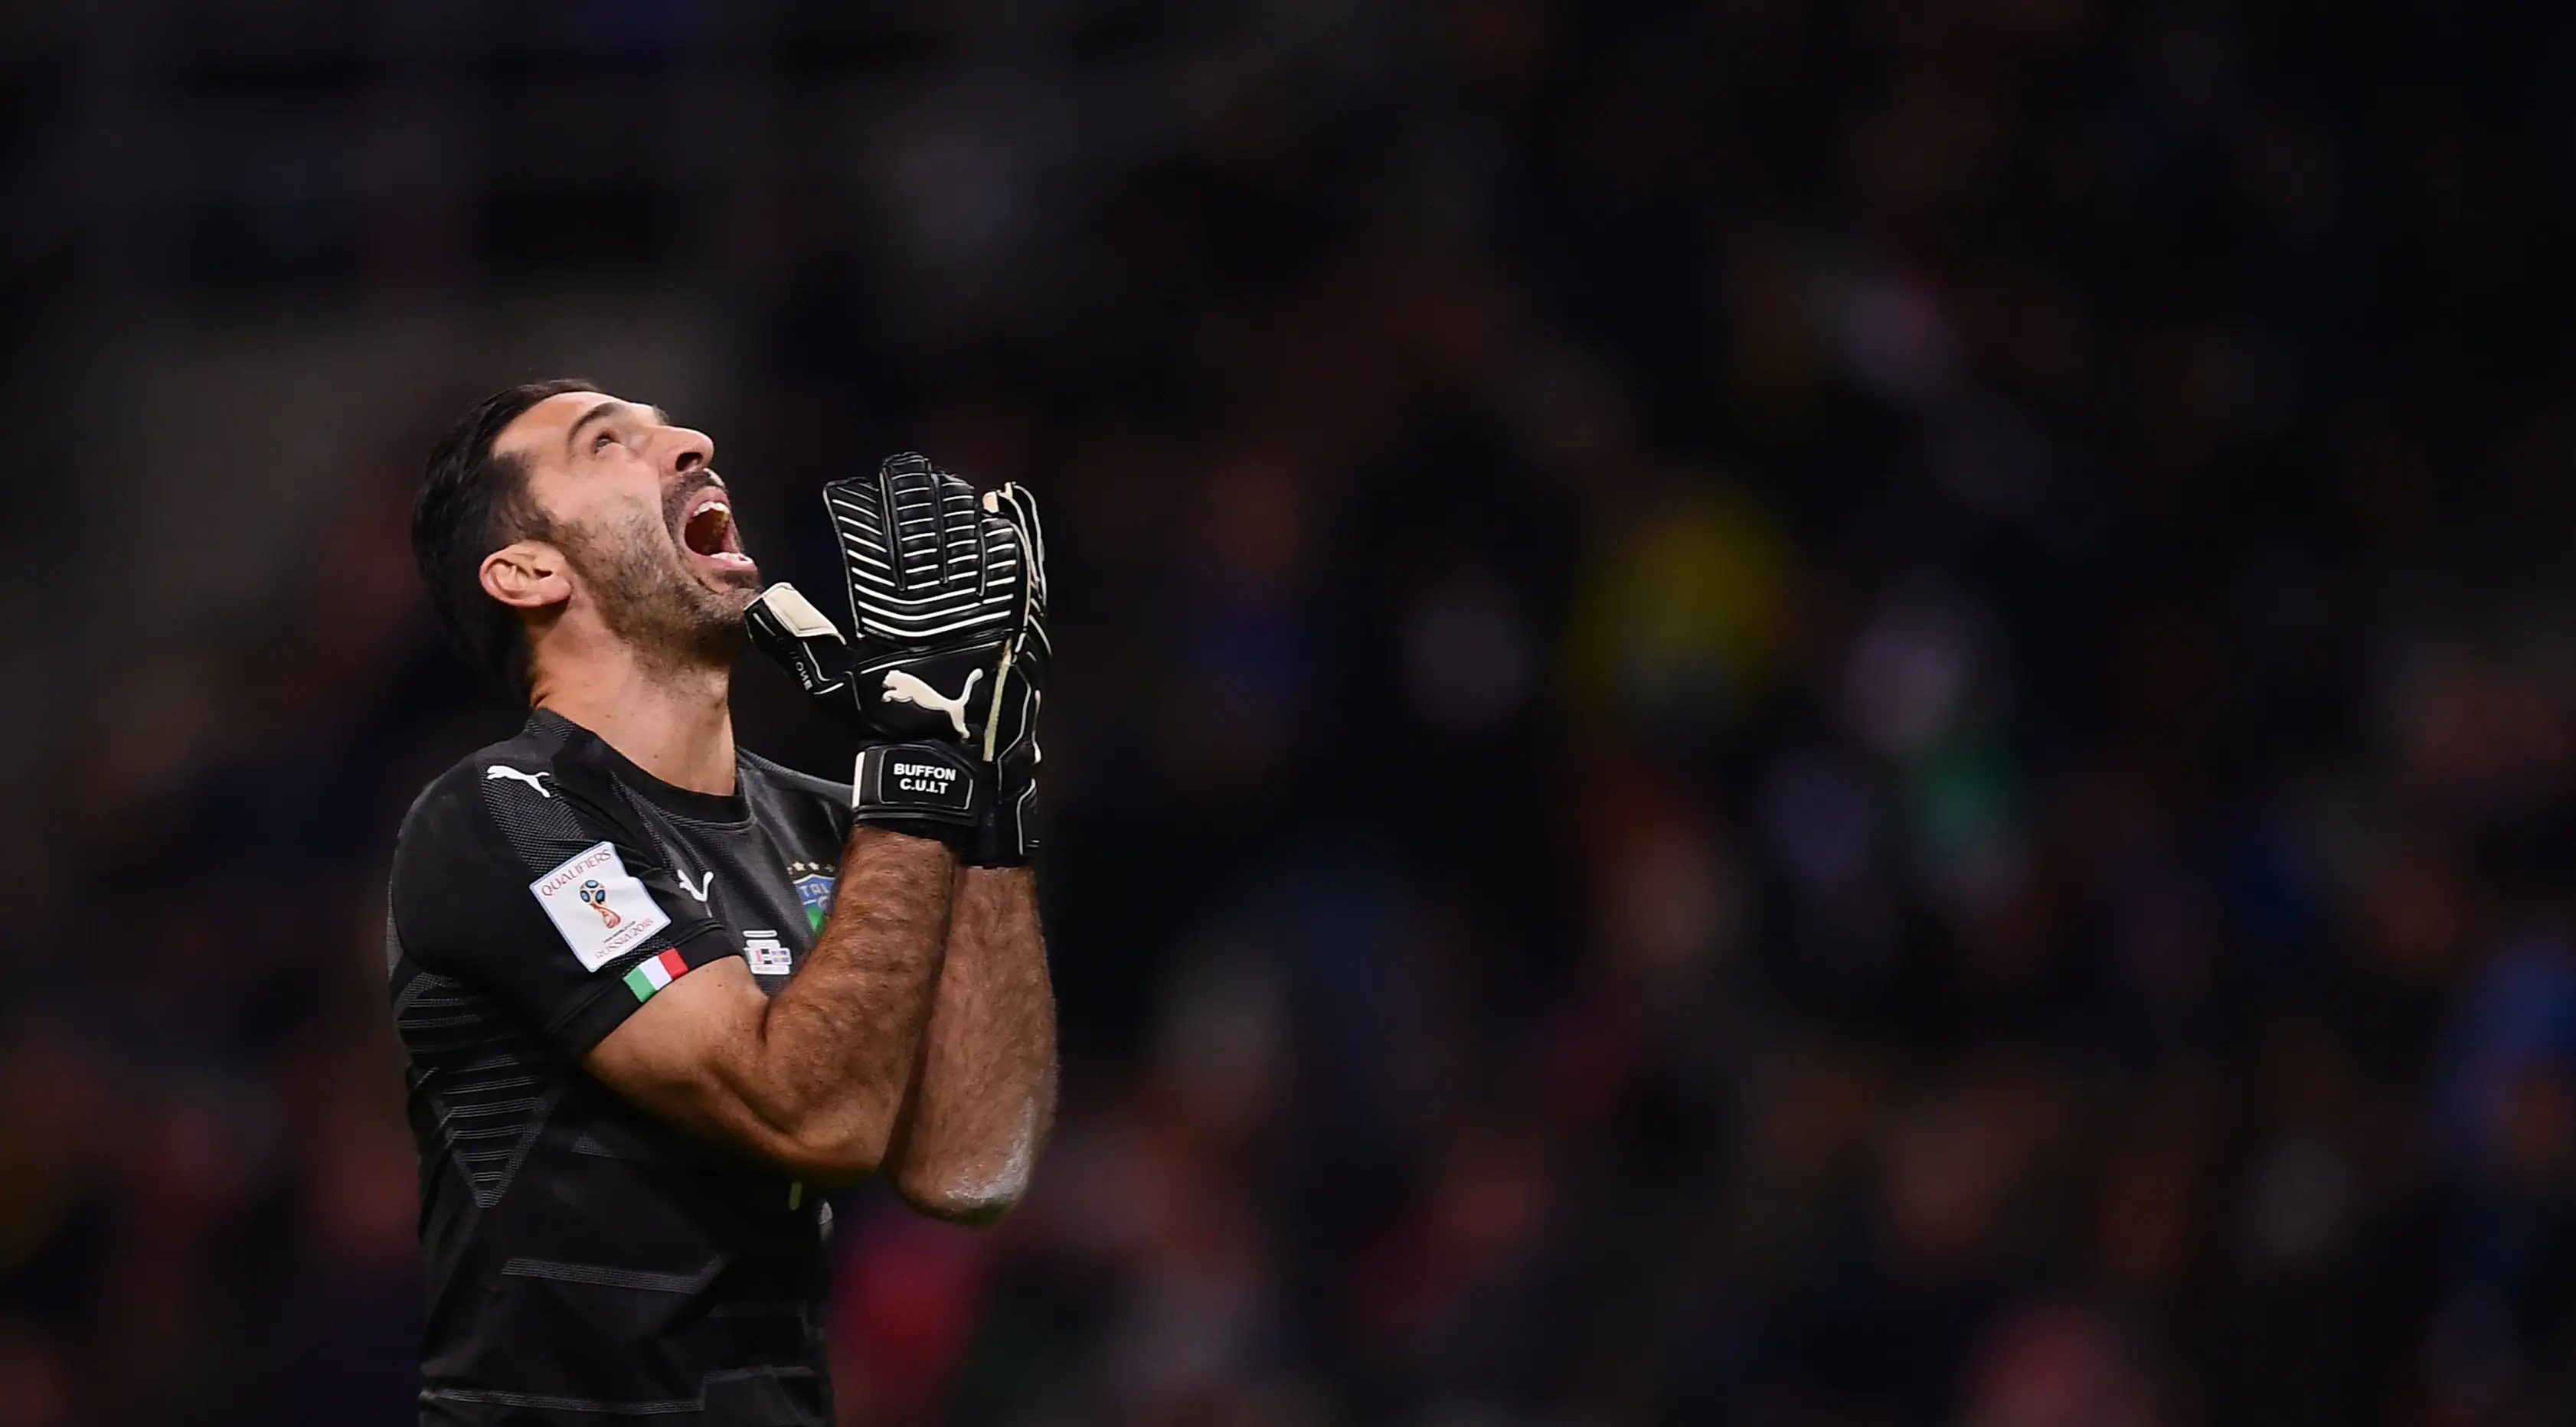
564, 400, 673, 456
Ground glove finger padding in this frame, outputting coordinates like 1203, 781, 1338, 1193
829, 455, 1024, 647
980, 482, 1047, 630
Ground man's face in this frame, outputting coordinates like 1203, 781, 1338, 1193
492, 390, 761, 667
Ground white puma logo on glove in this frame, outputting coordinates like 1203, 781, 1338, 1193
485, 766, 553, 798
881, 668, 984, 740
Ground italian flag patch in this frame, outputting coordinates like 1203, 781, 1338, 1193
623, 947, 690, 1004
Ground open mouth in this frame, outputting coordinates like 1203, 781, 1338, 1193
678, 486, 757, 573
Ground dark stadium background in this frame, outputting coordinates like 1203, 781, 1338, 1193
9, 2, 2576, 1423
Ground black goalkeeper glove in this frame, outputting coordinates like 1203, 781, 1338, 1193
966, 482, 1046, 867
745, 454, 1035, 845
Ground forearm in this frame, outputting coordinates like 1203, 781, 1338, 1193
735, 826, 956, 1173
883, 864, 1058, 1222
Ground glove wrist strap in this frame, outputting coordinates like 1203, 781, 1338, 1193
852, 743, 979, 851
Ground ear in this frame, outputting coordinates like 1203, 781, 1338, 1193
479, 540, 572, 612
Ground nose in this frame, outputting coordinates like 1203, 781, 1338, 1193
663, 424, 715, 478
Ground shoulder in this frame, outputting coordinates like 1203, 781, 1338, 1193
394, 717, 580, 864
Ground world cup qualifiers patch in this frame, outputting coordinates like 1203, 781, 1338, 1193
529, 841, 674, 971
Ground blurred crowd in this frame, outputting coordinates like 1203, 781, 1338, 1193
13, 1, 2576, 1424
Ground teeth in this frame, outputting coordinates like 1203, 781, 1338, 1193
682, 496, 741, 563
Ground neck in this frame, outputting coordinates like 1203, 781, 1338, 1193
528, 642, 739, 796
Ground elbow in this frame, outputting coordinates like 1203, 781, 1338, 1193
894, 1180, 1022, 1226
889, 1164, 1028, 1226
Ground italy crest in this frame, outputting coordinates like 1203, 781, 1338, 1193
793, 872, 836, 931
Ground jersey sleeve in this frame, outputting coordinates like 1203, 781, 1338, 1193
390, 757, 742, 1062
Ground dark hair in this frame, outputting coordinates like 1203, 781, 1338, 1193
412, 377, 597, 692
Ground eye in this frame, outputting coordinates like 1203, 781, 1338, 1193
593, 430, 617, 452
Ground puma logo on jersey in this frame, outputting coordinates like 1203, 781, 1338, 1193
678, 870, 714, 903
485, 766, 553, 798
880, 668, 984, 740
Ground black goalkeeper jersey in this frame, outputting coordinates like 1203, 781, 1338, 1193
386, 710, 855, 1426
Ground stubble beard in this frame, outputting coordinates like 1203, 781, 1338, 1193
554, 502, 754, 678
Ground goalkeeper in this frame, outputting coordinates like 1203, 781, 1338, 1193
388, 379, 1055, 1425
